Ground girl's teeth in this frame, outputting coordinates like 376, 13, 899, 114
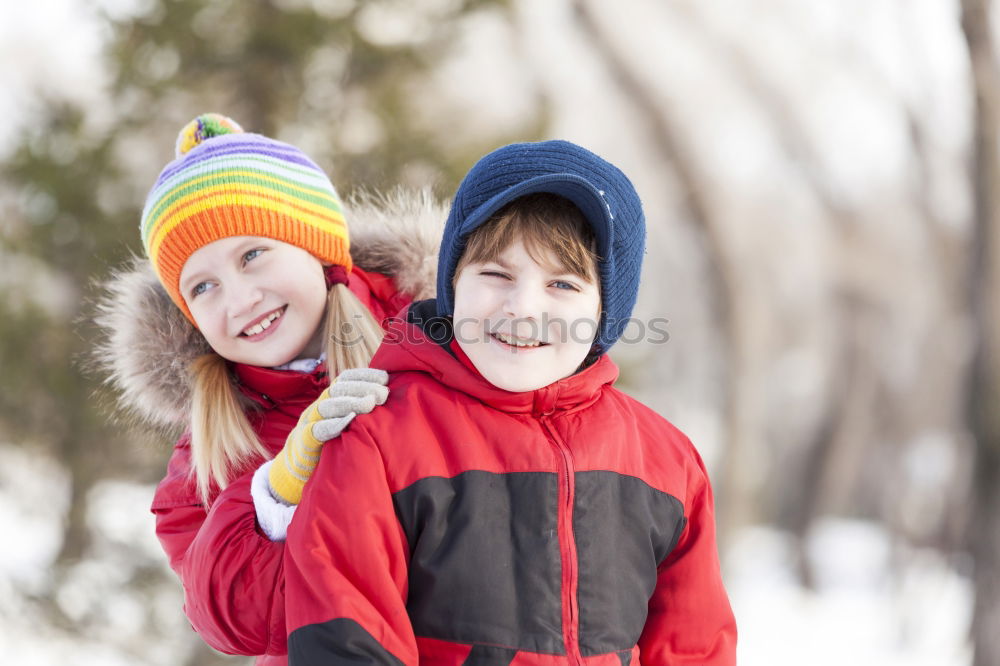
243, 310, 281, 336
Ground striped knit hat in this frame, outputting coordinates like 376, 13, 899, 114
141, 113, 351, 323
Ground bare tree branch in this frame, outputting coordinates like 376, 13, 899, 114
959, 0, 1000, 663
570, 0, 756, 543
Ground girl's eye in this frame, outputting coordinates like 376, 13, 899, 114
190, 281, 212, 298
242, 248, 265, 265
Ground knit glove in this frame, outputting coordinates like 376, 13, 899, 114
268, 368, 389, 505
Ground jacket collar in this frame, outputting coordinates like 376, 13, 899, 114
374, 301, 619, 416
232, 362, 329, 408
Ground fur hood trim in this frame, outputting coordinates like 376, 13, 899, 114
91, 187, 446, 430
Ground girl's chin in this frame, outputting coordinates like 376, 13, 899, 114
232, 340, 308, 368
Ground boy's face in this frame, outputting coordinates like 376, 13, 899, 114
180, 235, 328, 367
452, 237, 601, 392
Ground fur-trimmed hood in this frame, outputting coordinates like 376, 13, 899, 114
91, 187, 446, 431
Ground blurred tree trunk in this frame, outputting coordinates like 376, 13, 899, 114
667, 2, 879, 558
571, 0, 751, 545
960, 1, 1000, 664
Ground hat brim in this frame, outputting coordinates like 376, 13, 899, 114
455, 173, 614, 262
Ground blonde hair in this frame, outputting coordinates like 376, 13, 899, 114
187, 282, 383, 504
455, 193, 600, 285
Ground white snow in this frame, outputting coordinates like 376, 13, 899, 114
727, 521, 972, 665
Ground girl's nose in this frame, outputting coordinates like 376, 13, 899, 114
228, 278, 264, 318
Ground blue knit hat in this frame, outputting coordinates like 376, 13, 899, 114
436, 140, 646, 354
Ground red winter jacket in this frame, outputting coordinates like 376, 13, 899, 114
151, 268, 410, 666
286, 306, 737, 665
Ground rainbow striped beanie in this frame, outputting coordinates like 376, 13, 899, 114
140, 113, 351, 323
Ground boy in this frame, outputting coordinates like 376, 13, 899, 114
283, 140, 737, 665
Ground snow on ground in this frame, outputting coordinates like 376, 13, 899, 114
0, 444, 201, 666
0, 441, 974, 665
727, 521, 972, 666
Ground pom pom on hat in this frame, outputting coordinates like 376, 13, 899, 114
141, 113, 351, 325
175, 113, 245, 158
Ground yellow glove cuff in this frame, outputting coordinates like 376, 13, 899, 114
268, 389, 328, 505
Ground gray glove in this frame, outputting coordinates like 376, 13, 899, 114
311, 368, 390, 440
268, 367, 389, 505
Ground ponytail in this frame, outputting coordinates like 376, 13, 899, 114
323, 283, 384, 376
188, 353, 269, 505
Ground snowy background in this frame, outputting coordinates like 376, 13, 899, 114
0, 0, 987, 664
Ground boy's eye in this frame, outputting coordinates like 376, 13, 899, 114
480, 270, 510, 280
551, 280, 580, 291
242, 248, 265, 265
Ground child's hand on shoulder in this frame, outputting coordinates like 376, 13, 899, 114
268, 368, 389, 505
312, 368, 389, 438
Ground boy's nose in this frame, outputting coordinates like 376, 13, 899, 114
503, 283, 543, 320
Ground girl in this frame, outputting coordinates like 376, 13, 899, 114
94, 114, 443, 665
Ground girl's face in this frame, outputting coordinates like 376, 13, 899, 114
180, 236, 327, 367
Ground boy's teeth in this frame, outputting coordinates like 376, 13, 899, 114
496, 332, 540, 348
243, 310, 281, 336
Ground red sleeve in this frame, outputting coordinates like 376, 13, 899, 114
285, 426, 416, 665
638, 455, 737, 665
151, 436, 203, 574
151, 439, 287, 657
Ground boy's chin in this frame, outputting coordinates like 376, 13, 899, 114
470, 355, 582, 393
456, 338, 593, 392
487, 375, 551, 393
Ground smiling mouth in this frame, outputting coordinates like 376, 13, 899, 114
241, 307, 285, 337
491, 332, 547, 349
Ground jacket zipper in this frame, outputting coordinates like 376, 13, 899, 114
541, 414, 584, 665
